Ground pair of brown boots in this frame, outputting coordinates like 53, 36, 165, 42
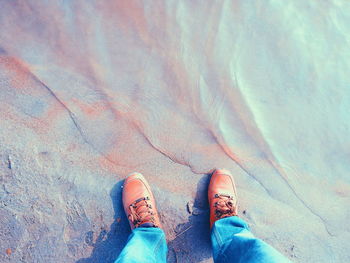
122, 169, 238, 230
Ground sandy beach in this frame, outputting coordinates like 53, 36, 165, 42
1, 1, 349, 262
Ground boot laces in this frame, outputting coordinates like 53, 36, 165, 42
214, 194, 237, 219
128, 197, 158, 228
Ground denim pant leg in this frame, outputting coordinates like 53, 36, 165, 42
211, 216, 291, 263
115, 227, 167, 263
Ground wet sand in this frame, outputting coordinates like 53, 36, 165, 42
1, 1, 349, 262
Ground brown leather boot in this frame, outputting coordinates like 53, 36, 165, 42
208, 168, 238, 228
122, 172, 162, 229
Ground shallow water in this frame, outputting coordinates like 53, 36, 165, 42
0, 1, 349, 262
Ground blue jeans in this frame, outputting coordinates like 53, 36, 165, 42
115, 216, 291, 262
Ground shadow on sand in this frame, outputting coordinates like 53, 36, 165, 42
76, 180, 129, 263
167, 173, 213, 262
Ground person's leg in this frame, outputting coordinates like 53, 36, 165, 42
115, 227, 167, 263
211, 216, 291, 263
208, 169, 291, 263
114, 172, 167, 263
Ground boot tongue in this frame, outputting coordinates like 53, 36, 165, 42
139, 222, 156, 228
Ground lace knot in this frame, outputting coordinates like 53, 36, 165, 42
214, 194, 237, 219
128, 197, 158, 228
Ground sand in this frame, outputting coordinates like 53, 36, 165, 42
0, 1, 349, 262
